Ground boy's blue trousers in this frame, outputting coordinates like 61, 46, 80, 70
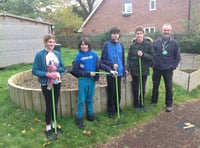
76, 78, 95, 119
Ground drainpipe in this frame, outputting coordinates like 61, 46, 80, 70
188, 0, 191, 32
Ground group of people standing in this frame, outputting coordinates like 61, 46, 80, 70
127, 23, 180, 112
32, 23, 181, 140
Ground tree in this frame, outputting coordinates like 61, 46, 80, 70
179, 3, 200, 54
50, 7, 83, 35
0, 0, 57, 19
189, 4, 200, 33
182, 3, 200, 33
73, 0, 100, 19
0, 0, 83, 35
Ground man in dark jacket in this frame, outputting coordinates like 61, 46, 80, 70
151, 23, 181, 112
127, 27, 154, 109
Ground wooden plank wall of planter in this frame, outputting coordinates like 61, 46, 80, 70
173, 68, 200, 92
174, 53, 200, 92
179, 54, 200, 69
8, 70, 144, 117
193, 55, 200, 68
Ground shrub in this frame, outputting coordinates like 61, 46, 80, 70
177, 34, 200, 54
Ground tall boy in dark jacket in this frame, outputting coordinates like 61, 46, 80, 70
101, 27, 127, 118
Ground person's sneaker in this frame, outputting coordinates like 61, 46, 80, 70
135, 105, 148, 112
108, 113, 114, 119
53, 127, 63, 136
134, 105, 142, 110
86, 115, 100, 122
151, 103, 157, 107
75, 117, 84, 129
166, 106, 172, 112
44, 129, 56, 140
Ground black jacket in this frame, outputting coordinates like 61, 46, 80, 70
153, 37, 181, 70
126, 39, 155, 76
71, 60, 112, 81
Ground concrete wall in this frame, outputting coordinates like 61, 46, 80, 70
0, 14, 52, 68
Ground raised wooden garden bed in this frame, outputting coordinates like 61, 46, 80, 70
173, 68, 200, 92
8, 70, 149, 117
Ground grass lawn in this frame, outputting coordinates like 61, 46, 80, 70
0, 48, 200, 148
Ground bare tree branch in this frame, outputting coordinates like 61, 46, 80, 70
76, 0, 89, 16
76, 0, 98, 17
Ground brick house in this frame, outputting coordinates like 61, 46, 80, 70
0, 13, 52, 68
78, 0, 200, 35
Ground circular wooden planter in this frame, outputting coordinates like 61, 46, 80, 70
8, 70, 149, 117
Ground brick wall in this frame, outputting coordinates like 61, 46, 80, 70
82, 0, 200, 34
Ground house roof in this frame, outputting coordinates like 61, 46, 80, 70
0, 12, 52, 25
78, 0, 104, 33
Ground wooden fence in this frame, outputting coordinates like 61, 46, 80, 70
56, 34, 137, 49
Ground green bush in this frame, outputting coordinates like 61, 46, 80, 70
175, 34, 200, 54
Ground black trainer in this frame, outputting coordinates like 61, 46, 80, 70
150, 102, 157, 107
86, 115, 100, 122
108, 113, 115, 119
44, 129, 56, 140
75, 117, 84, 129
135, 105, 147, 112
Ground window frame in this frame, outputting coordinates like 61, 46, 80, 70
144, 27, 156, 34
149, 0, 156, 11
122, 0, 133, 16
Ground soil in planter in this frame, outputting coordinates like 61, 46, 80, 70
19, 73, 132, 89
180, 69, 198, 73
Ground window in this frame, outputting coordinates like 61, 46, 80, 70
144, 27, 155, 33
149, 0, 156, 11
122, 0, 133, 16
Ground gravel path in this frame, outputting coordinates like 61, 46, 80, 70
96, 99, 200, 148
